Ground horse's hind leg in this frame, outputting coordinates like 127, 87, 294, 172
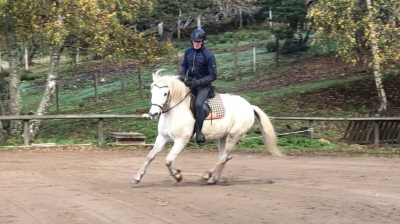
131, 134, 170, 184
201, 136, 226, 181
204, 136, 236, 185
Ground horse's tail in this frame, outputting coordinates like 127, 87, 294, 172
252, 105, 284, 157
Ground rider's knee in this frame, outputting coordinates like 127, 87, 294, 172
195, 101, 203, 109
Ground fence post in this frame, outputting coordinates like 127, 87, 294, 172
25, 47, 29, 71
269, 6, 273, 27
177, 52, 181, 73
98, 118, 104, 146
76, 47, 80, 63
239, 7, 243, 29
308, 120, 314, 139
23, 120, 30, 146
177, 17, 181, 40
275, 38, 280, 67
55, 82, 59, 112
197, 16, 201, 28
158, 22, 163, 37
119, 62, 125, 99
253, 47, 256, 73
374, 120, 380, 148
374, 113, 381, 148
138, 67, 143, 98
233, 39, 238, 78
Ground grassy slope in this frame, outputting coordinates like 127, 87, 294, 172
6, 28, 399, 156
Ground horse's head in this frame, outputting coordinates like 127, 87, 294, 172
148, 69, 190, 120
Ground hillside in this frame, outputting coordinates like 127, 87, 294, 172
1, 29, 398, 155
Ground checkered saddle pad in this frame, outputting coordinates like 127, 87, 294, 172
205, 93, 225, 120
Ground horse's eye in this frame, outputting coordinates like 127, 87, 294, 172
164, 93, 167, 96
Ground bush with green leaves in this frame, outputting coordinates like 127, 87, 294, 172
266, 40, 276, 52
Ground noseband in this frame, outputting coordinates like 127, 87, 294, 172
151, 84, 191, 114
151, 85, 171, 113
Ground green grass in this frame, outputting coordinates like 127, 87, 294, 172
235, 135, 340, 151
18, 45, 347, 146
3, 28, 397, 157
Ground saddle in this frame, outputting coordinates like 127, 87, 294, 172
189, 86, 225, 121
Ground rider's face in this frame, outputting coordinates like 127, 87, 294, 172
192, 41, 202, 49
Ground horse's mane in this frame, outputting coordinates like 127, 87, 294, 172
150, 69, 190, 100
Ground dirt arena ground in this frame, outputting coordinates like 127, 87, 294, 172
0, 149, 399, 224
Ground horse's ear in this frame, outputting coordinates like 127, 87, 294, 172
152, 73, 159, 82
153, 69, 165, 81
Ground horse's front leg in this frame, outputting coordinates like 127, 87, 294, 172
165, 139, 188, 183
131, 134, 170, 184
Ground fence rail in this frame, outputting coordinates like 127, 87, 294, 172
0, 114, 146, 146
270, 116, 400, 121
269, 116, 400, 148
0, 115, 398, 148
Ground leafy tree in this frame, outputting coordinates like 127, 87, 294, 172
311, 0, 400, 115
1, 0, 24, 136
256, 0, 309, 45
0, 0, 173, 139
145, 0, 215, 41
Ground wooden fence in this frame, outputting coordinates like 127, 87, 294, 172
270, 116, 400, 148
0, 114, 145, 146
0, 115, 399, 148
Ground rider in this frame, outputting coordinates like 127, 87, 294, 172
178, 28, 218, 144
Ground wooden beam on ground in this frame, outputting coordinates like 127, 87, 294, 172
109, 132, 146, 146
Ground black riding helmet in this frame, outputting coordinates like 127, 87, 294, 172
191, 28, 206, 42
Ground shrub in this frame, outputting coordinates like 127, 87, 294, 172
266, 40, 277, 52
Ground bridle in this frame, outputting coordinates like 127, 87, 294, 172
151, 84, 191, 114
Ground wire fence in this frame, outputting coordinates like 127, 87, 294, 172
18, 39, 327, 116
0, 14, 327, 116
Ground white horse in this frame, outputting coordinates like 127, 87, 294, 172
132, 69, 284, 185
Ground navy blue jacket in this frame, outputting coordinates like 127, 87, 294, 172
179, 45, 217, 86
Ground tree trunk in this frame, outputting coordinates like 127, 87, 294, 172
366, 0, 387, 116
296, 21, 303, 44
5, 0, 22, 137
303, 20, 313, 45
29, 46, 61, 139
19, 43, 37, 67
0, 72, 10, 115
303, 2, 313, 45
183, 16, 193, 28
0, 74, 8, 142
29, 3, 64, 139
275, 38, 280, 67
161, 23, 174, 42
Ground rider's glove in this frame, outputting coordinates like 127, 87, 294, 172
177, 75, 185, 82
185, 80, 201, 88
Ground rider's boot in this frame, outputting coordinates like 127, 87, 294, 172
195, 121, 206, 144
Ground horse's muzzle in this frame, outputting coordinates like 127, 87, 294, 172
148, 112, 160, 120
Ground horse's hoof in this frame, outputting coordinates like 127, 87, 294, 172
175, 173, 183, 183
207, 178, 218, 185
201, 171, 212, 182
272, 151, 286, 157
274, 153, 286, 157
131, 178, 140, 184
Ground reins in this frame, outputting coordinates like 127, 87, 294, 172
152, 84, 191, 114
